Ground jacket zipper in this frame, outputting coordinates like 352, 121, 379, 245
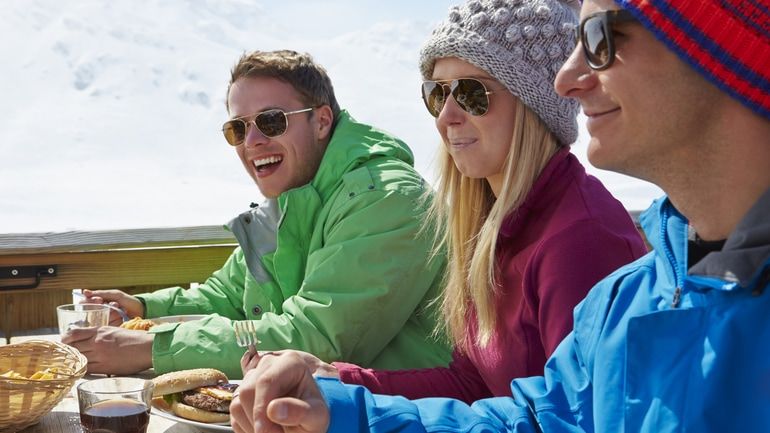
660, 205, 683, 308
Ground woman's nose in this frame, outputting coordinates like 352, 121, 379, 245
436, 94, 466, 125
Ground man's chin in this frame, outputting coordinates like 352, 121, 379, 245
254, 173, 316, 200
252, 176, 284, 199
257, 188, 281, 200
586, 137, 612, 169
587, 136, 626, 171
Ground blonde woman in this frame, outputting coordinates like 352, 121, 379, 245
236, 0, 646, 405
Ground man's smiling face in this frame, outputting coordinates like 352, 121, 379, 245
227, 76, 328, 198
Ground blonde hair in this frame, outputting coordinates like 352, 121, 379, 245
428, 102, 560, 350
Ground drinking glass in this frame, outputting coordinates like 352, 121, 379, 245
56, 303, 110, 335
77, 377, 154, 433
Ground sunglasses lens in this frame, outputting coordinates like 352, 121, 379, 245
453, 79, 489, 116
583, 17, 610, 68
422, 81, 446, 117
255, 110, 288, 137
222, 120, 246, 146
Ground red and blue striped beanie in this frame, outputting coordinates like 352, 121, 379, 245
614, 0, 770, 119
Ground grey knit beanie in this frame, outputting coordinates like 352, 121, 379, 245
420, 0, 580, 145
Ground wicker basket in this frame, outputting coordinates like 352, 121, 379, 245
0, 340, 87, 432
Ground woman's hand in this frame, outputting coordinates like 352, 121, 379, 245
241, 348, 339, 379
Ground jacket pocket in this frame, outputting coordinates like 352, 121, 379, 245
624, 308, 706, 433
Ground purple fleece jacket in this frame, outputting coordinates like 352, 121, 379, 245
333, 148, 647, 403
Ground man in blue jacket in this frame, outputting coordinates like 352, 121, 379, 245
228, 0, 770, 432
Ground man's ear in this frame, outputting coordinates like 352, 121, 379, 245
315, 105, 334, 142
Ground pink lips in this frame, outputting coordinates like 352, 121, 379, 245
448, 138, 477, 149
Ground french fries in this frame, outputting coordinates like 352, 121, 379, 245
120, 317, 156, 331
0, 367, 59, 380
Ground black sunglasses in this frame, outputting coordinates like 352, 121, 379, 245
421, 78, 497, 117
222, 107, 314, 146
577, 9, 637, 70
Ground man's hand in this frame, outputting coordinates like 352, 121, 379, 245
241, 349, 339, 379
83, 289, 145, 325
61, 326, 154, 375
231, 351, 330, 433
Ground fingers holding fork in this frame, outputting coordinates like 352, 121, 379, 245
234, 320, 261, 373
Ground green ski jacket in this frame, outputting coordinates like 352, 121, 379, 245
139, 111, 451, 378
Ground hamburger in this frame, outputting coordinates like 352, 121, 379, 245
151, 368, 238, 424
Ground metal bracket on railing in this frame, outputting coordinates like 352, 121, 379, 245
0, 265, 58, 291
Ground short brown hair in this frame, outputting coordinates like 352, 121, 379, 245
226, 50, 340, 121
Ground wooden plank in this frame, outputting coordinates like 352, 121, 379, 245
0, 245, 235, 292
0, 225, 235, 255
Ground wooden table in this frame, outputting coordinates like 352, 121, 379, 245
12, 335, 224, 433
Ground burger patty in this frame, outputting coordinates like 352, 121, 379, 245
182, 392, 231, 413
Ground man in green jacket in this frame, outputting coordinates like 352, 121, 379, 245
63, 50, 450, 378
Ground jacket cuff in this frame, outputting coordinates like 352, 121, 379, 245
316, 377, 360, 433
136, 296, 148, 317
135, 291, 169, 318
148, 322, 181, 373
332, 362, 362, 384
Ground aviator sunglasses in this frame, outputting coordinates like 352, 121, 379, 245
577, 9, 637, 70
222, 107, 314, 146
421, 78, 497, 117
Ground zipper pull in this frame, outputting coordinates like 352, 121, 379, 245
671, 286, 682, 308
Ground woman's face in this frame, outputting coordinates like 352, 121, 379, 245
431, 57, 519, 196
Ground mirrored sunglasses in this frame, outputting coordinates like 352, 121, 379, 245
421, 78, 496, 117
577, 9, 637, 70
222, 107, 314, 146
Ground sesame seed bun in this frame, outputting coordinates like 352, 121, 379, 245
151, 368, 227, 397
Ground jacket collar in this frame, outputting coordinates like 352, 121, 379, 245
641, 187, 770, 290
689, 187, 770, 288
499, 147, 575, 238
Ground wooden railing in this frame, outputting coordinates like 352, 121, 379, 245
0, 211, 645, 342
0, 226, 237, 341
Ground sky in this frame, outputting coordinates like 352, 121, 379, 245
0, 0, 662, 234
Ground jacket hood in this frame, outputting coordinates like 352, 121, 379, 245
641, 187, 770, 289
310, 110, 415, 202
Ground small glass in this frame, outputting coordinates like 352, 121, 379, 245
56, 303, 110, 335
77, 377, 154, 433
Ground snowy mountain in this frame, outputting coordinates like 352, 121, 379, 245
0, 0, 661, 233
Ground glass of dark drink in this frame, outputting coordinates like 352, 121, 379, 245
77, 377, 154, 433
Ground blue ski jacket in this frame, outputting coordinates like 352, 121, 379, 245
320, 188, 770, 433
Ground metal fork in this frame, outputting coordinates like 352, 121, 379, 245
233, 320, 259, 356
